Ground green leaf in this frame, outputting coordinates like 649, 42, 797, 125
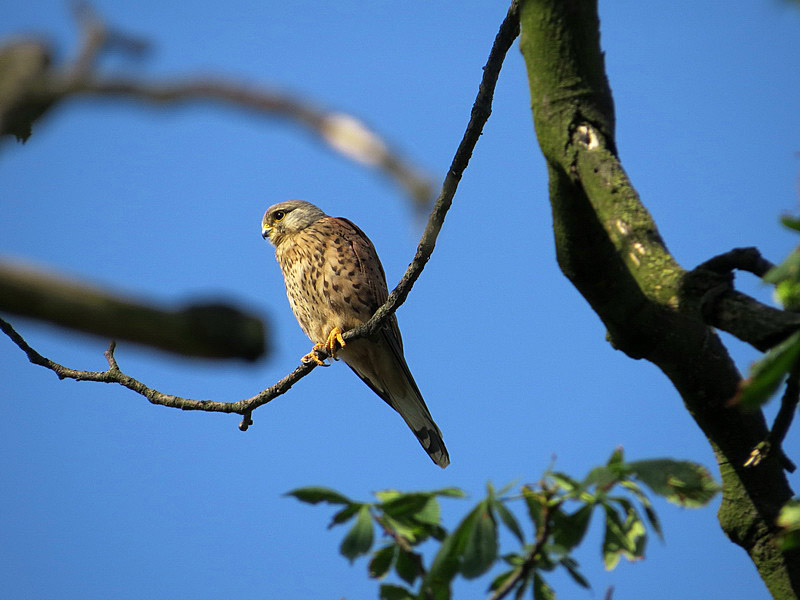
431, 487, 468, 498
620, 480, 663, 540
550, 472, 581, 494
737, 330, 800, 408
559, 557, 590, 589
779, 530, 800, 551
380, 493, 431, 518
285, 486, 353, 505
522, 486, 545, 530
381, 514, 429, 545
613, 497, 647, 559
375, 490, 403, 503
340, 505, 374, 562
379, 583, 415, 600
780, 215, 800, 232
369, 545, 396, 579
601, 504, 632, 570
496, 480, 519, 497
607, 447, 625, 466
763, 248, 800, 285
329, 504, 361, 528
488, 567, 521, 592
777, 498, 800, 551
764, 243, 800, 309
414, 496, 442, 526
533, 572, 556, 600
582, 466, 619, 490
493, 499, 525, 544
461, 500, 498, 578
395, 549, 424, 585
601, 501, 646, 570
627, 459, 719, 507
774, 280, 800, 311
552, 504, 593, 551
425, 501, 485, 594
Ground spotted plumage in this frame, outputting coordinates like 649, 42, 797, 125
262, 200, 449, 468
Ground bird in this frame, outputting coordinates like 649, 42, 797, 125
261, 200, 449, 468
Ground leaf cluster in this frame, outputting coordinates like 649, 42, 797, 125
287, 449, 718, 599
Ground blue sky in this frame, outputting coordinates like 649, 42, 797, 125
2, 1, 799, 599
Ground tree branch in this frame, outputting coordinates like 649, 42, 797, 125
1, 1, 521, 426
518, 0, 799, 596
682, 247, 800, 352
0, 10, 434, 208
0, 261, 267, 361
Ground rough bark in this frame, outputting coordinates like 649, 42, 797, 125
518, 1, 799, 597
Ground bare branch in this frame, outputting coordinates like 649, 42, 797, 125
1, 1, 521, 424
0, 261, 267, 361
0, 316, 314, 414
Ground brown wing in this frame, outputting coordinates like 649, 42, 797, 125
333, 217, 404, 351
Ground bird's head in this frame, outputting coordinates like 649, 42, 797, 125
261, 200, 327, 246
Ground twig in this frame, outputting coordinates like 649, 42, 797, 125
744, 360, 799, 473
2, 0, 522, 424
1, 315, 316, 414
374, 514, 414, 554
489, 494, 557, 600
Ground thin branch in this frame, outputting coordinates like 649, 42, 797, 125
770, 365, 800, 459
1, 316, 316, 414
744, 360, 800, 473
2, 1, 521, 423
374, 513, 414, 554
489, 496, 558, 600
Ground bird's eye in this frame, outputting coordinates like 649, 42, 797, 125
273, 210, 286, 222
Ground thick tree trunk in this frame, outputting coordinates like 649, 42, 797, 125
517, 1, 800, 597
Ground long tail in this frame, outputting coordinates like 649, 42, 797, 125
342, 335, 450, 468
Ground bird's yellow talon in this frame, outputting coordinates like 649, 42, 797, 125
325, 327, 346, 359
301, 343, 328, 366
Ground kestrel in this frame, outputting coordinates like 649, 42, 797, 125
261, 200, 449, 468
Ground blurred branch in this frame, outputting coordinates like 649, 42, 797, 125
0, 7, 435, 209
1, 1, 521, 426
0, 261, 267, 361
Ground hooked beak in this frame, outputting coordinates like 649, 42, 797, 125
261, 224, 271, 240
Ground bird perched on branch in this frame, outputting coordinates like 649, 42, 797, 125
262, 200, 449, 468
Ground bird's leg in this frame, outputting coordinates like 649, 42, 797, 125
300, 328, 345, 366
301, 343, 328, 366
324, 327, 346, 359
